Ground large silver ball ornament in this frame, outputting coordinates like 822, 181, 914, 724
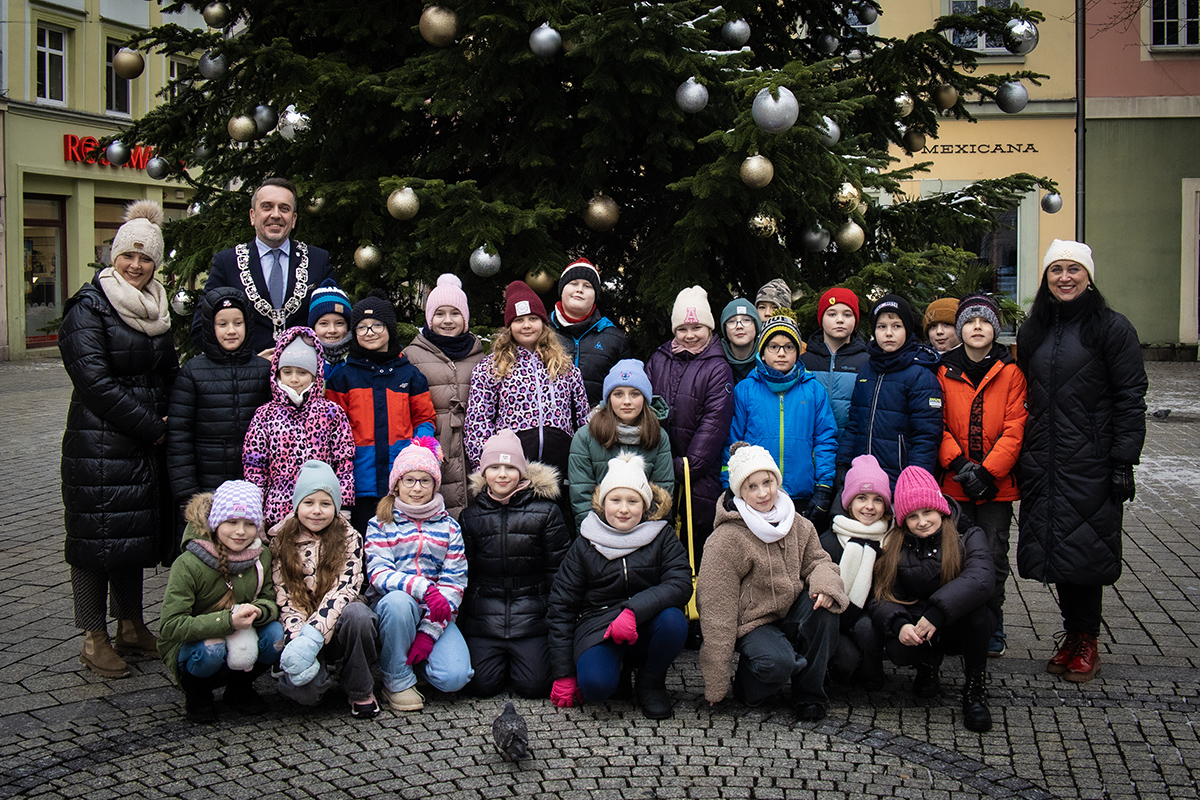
817, 115, 840, 147
354, 245, 382, 270
902, 128, 926, 153
932, 84, 959, 111
996, 81, 1029, 114
834, 182, 861, 211
857, 4, 879, 25
387, 187, 420, 220
583, 194, 620, 231
525, 270, 557, 295
145, 157, 171, 180
198, 51, 228, 80
193, 141, 214, 161
202, 1, 231, 28
307, 197, 326, 215
112, 48, 145, 80
419, 6, 459, 47
834, 220, 865, 252
278, 105, 310, 141
1003, 19, 1039, 55
470, 245, 502, 277
752, 86, 800, 134
227, 115, 257, 142
802, 226, 832, 252
815, 32, 839, 54
529, 23, 562, 57
105, 140, 131, 166
740, 155, 775, 189
675, 78, 709, 114
1041, 192, 1063, 213
171, 290, 192, 316
894, 92, 914, 118
253, 104, 277, 135
748, 213, 778, 238
722, 19, 751, 47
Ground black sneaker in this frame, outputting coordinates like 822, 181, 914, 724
913, 663, 941, 699
794, 702, 827, 722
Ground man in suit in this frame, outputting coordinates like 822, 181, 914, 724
193, 177, 336, 354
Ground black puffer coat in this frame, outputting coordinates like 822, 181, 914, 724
167, 288, 271, 500
60, 278, 178, 569
457, 462, 572, 641
547, 485, 692, 678
1017, 302, 1147, 586
549, 308, 632, 407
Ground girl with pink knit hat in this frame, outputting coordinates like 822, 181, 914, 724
870, 465, 996, 733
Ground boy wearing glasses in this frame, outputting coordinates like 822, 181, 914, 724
723, 316, 839, 524
719, 298, 762, 382
327, 291, 438, 533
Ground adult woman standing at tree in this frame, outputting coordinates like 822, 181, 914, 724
1016, 239, 1147, 684
60, 200, 178, 678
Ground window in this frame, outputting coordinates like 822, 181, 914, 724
967, 206, 1018, 334
169, 57, 190, 99
950, 0, 1012, 52
24, 195, 67, 347
1151, 0, 1200, 46
106, 40, 131, 114
36, 24, 66, 104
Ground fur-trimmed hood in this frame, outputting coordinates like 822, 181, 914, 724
468, 460, 560, 501
590, 481, 673, 522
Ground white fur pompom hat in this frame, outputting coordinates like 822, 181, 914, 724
597, 452, 653, 506
110, 200, 165, 269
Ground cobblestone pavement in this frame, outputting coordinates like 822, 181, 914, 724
1, 358, 1197, 800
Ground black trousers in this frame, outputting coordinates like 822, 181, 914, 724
883, 604, 994, 674
464, 634, 552, 698
1057, 582, 1103, 636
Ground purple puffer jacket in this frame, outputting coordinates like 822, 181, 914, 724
646, 337, 735, 532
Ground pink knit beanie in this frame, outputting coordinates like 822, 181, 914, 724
388, 437, 444, 493
425, 273, 470, 329
478, 429, 528, 477
892, 466, 950, 521
841, 454, 892, 512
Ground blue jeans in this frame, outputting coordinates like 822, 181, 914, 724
374, 591, 473, 693
178, 621, 284, 678
575, 607, 688, 702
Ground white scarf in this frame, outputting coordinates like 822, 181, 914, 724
832, 514, 890, 608
733, 493, 795, 544
97, 267, 170, 336
580, 512, 664, 560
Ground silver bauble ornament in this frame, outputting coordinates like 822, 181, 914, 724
145, 157, 171, 180
740, 155, 775, 189
817, 115, 840, 147
996, 81, 1029, 114
834, 220, 865, 252
419, 6, 459, 47
193, 141, 214, 161
675, 78, 709, 114
387, 187, 420, 220
748, 214, 778, 238
278, 105, 310, 141
171, 290, 191, 316
932, 84, 959, 111
834, 182, 861, 211
1003, 19, 1039, 55
525, 270, 556, 294
902, 128, 926, 153
752, 86, 800, 134
802, 226, 831, 252
253, 104, 277, 135
894, 92, 914, 118
228, 115, 257, 142
198, 51, 227, 80
307, 197, 326, 215
112, 48, 145, 80
1041, 192, 1063, 213
354, 245, 382, 270
529, 23, 562, 57
470, 245, 502, 277
857, 200, 868, 216
202, 1, 231, 28
815, 32, 839, 54
722, 19, 751, 47
857, 4, 879, 25
105, 140, 131, 166
583, 194, 620, 231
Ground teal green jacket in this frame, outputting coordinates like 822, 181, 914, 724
568, 424, 675, 533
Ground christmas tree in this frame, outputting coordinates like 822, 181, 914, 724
120, 0, 1053, 347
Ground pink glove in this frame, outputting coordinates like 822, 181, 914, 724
551, 677, 579, 708
424, 586, 452, 624
604, 608, 639, 645
406, 631, 435, 665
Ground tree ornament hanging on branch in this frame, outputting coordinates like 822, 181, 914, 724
856, 4, 879, 25
525, 270, 556, 294
722, 19, 751, 47
202, 2, 231, 28
1003, 19, 1039, 55
676, 78, 709, 114
834, 182, 861, 212
817, 116, 840, 147
803, 226, 831, 252
529, 23, 562, 57
105, 140, 131, 166
470, 245, 502, 277
752, 87, 799, 134
1041, 192, 1063, 213
902, 128, 926, 153
583, 194, 619, 231
814, 32, 839, 54
834, 220, 865, 252
932, 84, 958, 111
419, 6, 459, 47
254, 105, 277, 136
893, 93, 914, 118
228, 115, 257, 142
740, 155, 775, 189
307, 197, 326, 215
279, 105, 310, 140
354, 245, 382, 270
748, 213, 778, 238
387, 187, 420, 220
146, 157, 171, 180
113, 49, 145, 80
198, 51, 228, 80
171, 289, 192, 317
996, 81, 1029, 113
193, 141, 214, 161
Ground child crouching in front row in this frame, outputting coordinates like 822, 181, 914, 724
871, 465, 997, 732
158, 481, 282, 723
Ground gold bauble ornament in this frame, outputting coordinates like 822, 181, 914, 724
307, 197, 326, 215
834, 221, 865, 252
834, 182, 861, 212
112, 48, 145, 80
583, 194, 620, 231
525, 269, 557, 294
894, 92, 914, 118
932, 84, 958, 111
740, 155, 775, 189
202, 2, 231, 28
419, 6, 459, 47
227, 115, 258, 142
387, 187, 420, 220
902, 129, 927, 153
857, 200, 868, 216
748, 213, 778, 238
354, 245, 382, 270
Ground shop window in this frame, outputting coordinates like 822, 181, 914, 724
950, 0, 1012, 53
106, 40, 131, 115
967, 206, 1018, 333
24, 196, 67, 347
1151, 0, 1200, 46
36, 24, 67, 105
94, 199, 127, 265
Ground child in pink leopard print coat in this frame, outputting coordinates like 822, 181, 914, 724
243, 327, 356, 530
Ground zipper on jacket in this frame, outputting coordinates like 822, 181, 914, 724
866, 374, 885, 455
778, 394, 786, 475
622, 557, 629, 595
413, 520, 425, 578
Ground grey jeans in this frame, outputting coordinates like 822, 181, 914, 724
734, 594, 839, 706
276, 601, 378, 704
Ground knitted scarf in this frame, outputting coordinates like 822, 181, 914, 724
580, 513, 665, 560
321, 331, 353, 365
832, 514, 890, 608
392, 494, 446, 522
732, 493, 795, 544
616, 423, 641, 446
422, 326, 478, 362
97, 267, 170, 336
755, 360, 801, 394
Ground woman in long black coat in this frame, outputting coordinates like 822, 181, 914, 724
60, 200, 178, 679
1016, 239, 1147, 684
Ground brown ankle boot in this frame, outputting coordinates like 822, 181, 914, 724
115, 619, 159, 658
80, 631, 130, 678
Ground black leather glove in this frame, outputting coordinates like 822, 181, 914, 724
952, 461, 991, 501
1111, 464, 1136, 503
805, 485, 834, 520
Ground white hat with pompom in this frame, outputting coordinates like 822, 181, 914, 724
110, 200, 165, 268
598, 452, 652, 506
424, 272, 470, 329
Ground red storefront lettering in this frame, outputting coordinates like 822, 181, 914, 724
62, 134, 154, 169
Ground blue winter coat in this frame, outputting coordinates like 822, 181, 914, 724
800, 333, 869, 438
723, 365, 839, 501
837, 342, 943, 488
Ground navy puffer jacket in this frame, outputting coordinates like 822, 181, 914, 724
800, 332, 869, 438
550, 308, 632, 407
